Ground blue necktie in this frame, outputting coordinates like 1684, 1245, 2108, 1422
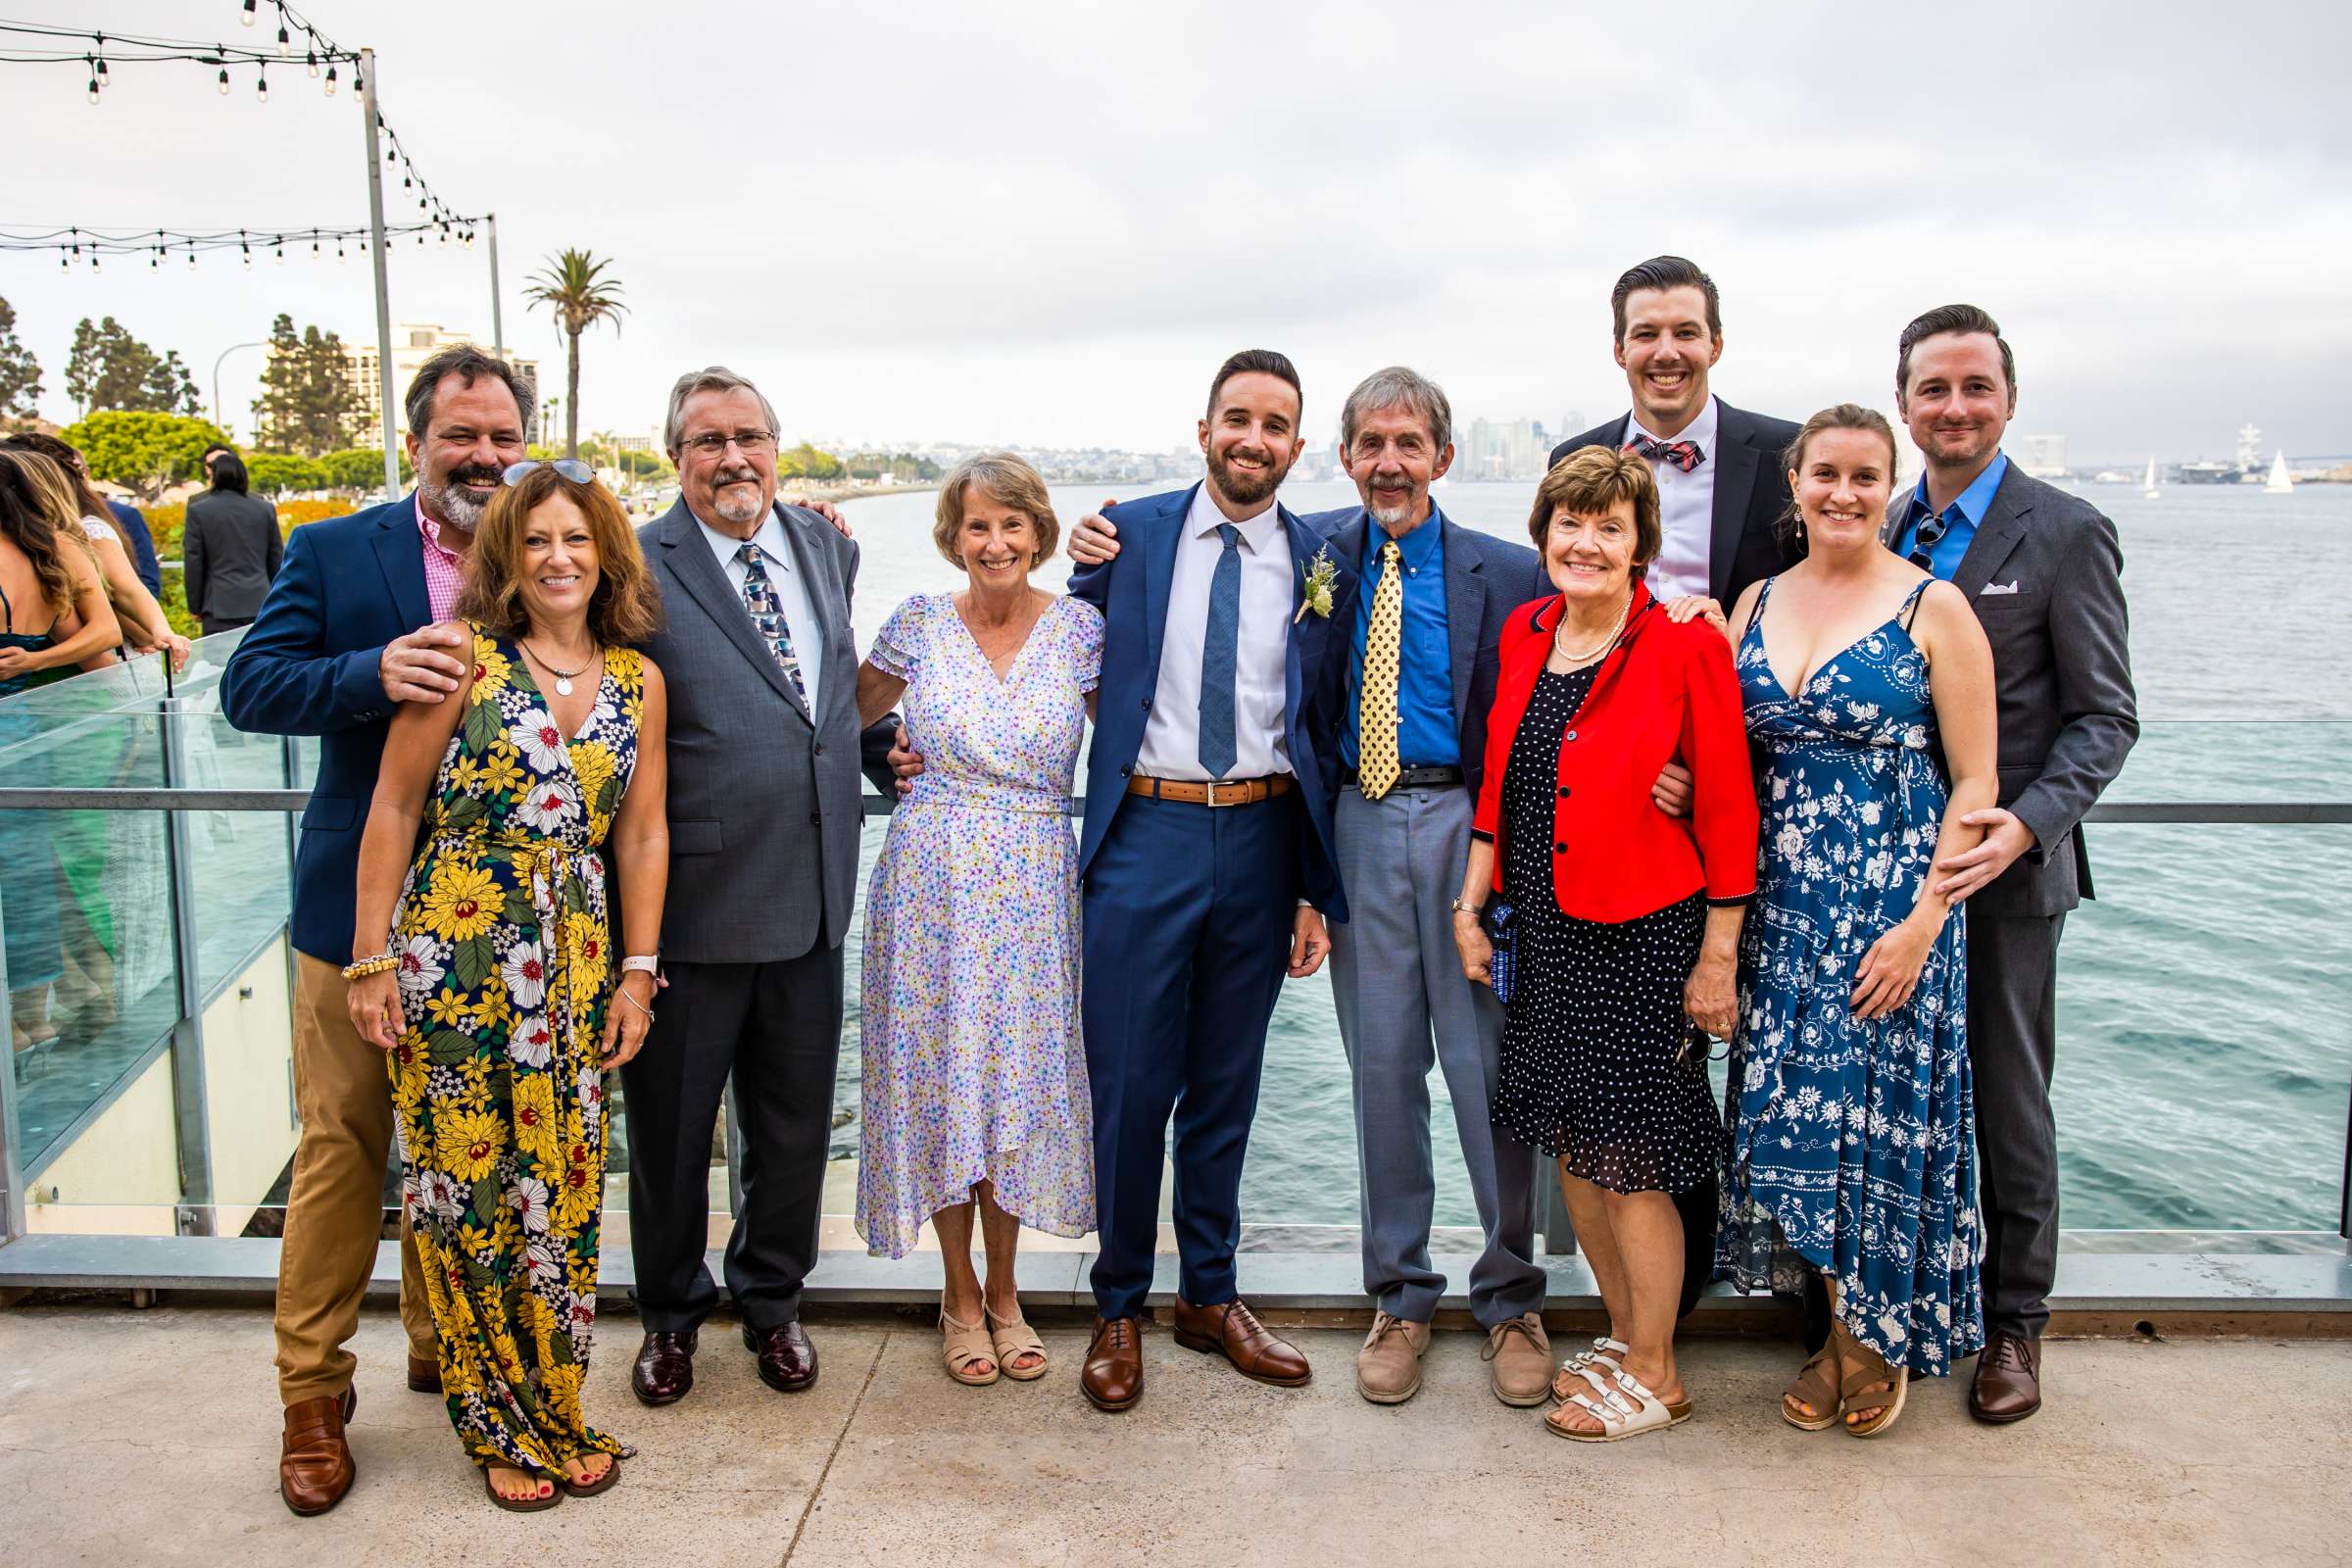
737, 542, 808, 702
1198, 522, 1240, 779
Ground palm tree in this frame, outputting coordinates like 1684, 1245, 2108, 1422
522, 249, 627, 460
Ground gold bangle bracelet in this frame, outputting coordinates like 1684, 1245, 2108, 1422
341, 953, 398, 980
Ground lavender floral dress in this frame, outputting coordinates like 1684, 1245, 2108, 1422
854, 592, 1102, 1256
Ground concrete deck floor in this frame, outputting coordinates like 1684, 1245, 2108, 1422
3, 1302, 2349, 1568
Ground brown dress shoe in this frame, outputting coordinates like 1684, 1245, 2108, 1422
632, 1330, 698, 1406
278, 1388, 357, 1517
743, 1321, 819, 1393
1081, 1315, 1144, 1412
1172, 1297, 1311, 1387
1970, 1330, 2043, 1423
407, 1353, 442, 1395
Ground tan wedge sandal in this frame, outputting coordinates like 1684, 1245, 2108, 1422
940, 1306, 1001, 1387
1781, 1346, 1842, 1431
984, 1304, 1050, 1381
1835, 1330, 1909, 1438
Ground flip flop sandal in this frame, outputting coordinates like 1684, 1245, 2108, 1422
1545, 1364, 1694, 1444
1550, 1337, 1631, 1404
985, 1305, 1050, 1381
558, 1454, 621, 1498
940, 1306, 1001, 1387
1840, 1353, 1909, 1439
483, 1466, 561, 1512
1782, 1347, 1843, 1431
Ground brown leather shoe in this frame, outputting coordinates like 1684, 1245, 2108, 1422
1081, 1315, 1144, 1412
1970, 1330, 2042, 1423
631, 1330, 698, 1406
407, 1353, 441, 1395
1172, 1297, 1311, 1387
278, 1388, 358, 1516
743, 1321, 819, 1393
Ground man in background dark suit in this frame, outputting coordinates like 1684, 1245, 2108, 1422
1887, 305, 2137, 1425
184, 450, 284, 635
1551, 255, 1802, 613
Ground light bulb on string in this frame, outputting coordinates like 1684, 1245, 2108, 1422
219, 67, 231, 93
277, 24, 291, 55
241, 244, 252, 269
242, 0, 257, 24
187, 249, 197, 270
257, 70, 269, 103
307, 51, 318, 77
96, 55, 109, 88
323, 64, 337, 95
87, 74, 100, 106
150, 252, 160, 270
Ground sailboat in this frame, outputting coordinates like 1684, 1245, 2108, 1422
2142, 458, 2160, 500
2266, 450, 2294, 494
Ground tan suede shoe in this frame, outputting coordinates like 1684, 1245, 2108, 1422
1484, 1311, 1553, 1407
1354, 1311, 1431, 1404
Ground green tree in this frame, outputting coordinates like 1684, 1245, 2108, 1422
63, 410, 234, 503
0, 296, 41, 425
246, 453, 327, 495
252, 314, 360, 456
522, 249, 627, 460
318, 447, 409, 491
776, 441, 844, 481
62, 317, 202, 417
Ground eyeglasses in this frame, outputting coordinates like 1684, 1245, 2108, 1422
503, 460, 594, 485
677, 429, 776, 459
1906, 508, 1949, 571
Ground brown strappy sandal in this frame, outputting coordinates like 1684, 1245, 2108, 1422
1781, 1346, 1842, 1431
1836, 1331, 1909, 1439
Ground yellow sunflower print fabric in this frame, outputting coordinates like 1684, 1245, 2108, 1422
386, 622, 644, 1475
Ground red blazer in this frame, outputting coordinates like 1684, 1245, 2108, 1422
1472, 582, 1759, 922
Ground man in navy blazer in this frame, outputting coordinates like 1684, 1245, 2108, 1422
1067, 350, 1352, 1414
221, 345, 531, 1515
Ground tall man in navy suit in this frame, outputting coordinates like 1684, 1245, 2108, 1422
1068, 350, 1354, 1413
222, 345, 532, 1515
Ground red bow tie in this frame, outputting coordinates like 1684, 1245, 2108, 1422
1628, 436, 1704, 473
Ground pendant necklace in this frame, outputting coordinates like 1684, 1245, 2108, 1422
521, 639, 595, 697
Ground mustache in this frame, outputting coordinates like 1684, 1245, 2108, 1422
446, 466, 503, 487
714, 466, 761, 486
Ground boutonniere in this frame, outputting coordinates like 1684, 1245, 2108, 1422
1295, 546, 1338, 623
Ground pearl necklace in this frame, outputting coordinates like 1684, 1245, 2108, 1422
1552, 594, 1630, 666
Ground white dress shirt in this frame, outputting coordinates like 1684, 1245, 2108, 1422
1629, 395, 1720, 604
1135, 483, 1295, 781
697, 503, 824, 716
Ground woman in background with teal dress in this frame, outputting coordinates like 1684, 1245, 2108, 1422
1715, 405, 1999, 1438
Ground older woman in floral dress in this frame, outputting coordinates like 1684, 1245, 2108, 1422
854, 452, 1101, 1387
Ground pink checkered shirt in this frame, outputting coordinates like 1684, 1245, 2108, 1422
416, 506, 463, 621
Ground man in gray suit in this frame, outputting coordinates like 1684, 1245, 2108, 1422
623, 366, 867, 1405
1885, 305, 2138, 1424
183, 451, 284, 635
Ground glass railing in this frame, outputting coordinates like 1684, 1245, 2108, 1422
5, 660, 2348, 1262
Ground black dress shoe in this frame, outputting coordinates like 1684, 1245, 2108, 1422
743, 1321, 819, 1393
632, 1330, 699, 1406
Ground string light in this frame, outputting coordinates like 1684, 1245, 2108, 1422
1, 219, 484, 269
241, 0, 257, 24
217, 66, 229, 93
255, 66, 267, 102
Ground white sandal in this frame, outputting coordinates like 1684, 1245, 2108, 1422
1544, 1364, 1694, 1443
1549, 1337, 1630, 1404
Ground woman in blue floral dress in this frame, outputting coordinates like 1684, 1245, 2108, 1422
854, 453, 1100, 1388
1715, 406, 1999, 1438
347, 465, 668, 1509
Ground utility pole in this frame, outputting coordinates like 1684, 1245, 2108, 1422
359, 48, 401, 499
212, 341, 262, 445
486, 212, 504, 359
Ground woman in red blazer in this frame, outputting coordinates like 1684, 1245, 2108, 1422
1452, 447, 1758, 1445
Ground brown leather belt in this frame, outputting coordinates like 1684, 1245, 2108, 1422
1125, 773, 1294, 808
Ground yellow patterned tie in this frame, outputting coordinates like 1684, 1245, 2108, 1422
1358, 539, 1404, 800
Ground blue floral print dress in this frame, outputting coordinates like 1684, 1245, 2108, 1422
1716, 577, 1984, 1379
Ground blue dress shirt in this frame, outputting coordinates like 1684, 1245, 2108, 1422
108, 499, 162, 596
1897, 452, 2008, 582
1342, 508, 1459, 770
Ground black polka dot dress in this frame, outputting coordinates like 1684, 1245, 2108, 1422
1491, 665, 1721, 1197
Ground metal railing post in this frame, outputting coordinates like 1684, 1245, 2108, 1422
158, 700, 216, 1233
0, 856, 24, 1246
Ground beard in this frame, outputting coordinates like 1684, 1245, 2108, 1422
1207, 442, 1292, 509
419, 464, 501, 532
1365, 479, 1419, 528
708, 465, 768, 526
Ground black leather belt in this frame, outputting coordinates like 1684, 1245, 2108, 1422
1342, 764, 1464, 792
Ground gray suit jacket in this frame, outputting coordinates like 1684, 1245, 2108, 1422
183, 489, 283, 620
637, 499, 865, 961
1885, 464, 2137, 916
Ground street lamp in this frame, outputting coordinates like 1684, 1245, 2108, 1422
213, 340, 264, 444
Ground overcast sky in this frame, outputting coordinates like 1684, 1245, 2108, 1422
4, 0, 2347, 465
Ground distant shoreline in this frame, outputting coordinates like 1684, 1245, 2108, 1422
783, 481, 938, 506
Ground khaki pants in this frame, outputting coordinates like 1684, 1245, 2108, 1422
274, 954, 434, 1406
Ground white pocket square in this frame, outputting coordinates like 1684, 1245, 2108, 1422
1979, 580, 2021, 596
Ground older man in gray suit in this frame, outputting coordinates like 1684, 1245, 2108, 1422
1885, 305, 2138, 1425
623, 366, 868, 1406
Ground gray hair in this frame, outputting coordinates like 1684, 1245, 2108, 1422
1339, 366, 1452, 454
663, 366, 782, 457
403, 344, 536, 442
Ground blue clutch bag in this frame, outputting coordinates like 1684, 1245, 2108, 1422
1482, 899, 1518, 1004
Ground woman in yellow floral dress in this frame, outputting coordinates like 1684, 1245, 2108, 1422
346, 462, 668, 1511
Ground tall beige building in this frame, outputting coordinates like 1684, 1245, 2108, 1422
333, 324, 541, 450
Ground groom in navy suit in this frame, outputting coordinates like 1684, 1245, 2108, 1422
1069, 350, 1354, 1413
